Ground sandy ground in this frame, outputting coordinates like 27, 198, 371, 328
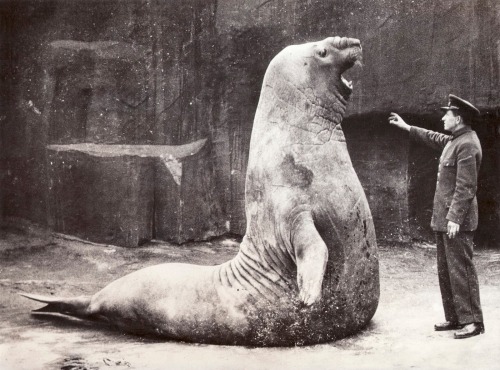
0, 223, 499, 370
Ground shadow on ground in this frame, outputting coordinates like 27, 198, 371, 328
1, 224, 499, 370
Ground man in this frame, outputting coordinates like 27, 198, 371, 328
389, 94, 484, 339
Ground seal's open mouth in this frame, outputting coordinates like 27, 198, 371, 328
340, 46, 362, 92
330, 37, 362, 92
332, 36, 362, 92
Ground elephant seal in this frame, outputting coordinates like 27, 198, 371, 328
22, 37, 379, 346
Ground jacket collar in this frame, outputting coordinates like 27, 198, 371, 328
451, 126, 472, 139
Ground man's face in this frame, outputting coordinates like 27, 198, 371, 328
442, 110, 460, 132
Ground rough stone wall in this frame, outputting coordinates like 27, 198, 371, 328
1, 0, 499, 245
0, 0, 228, 245
343, 114, 410, 243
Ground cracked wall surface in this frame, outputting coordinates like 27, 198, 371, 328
0, 0, 499, 246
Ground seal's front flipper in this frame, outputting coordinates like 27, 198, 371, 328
291, 211, 328, 306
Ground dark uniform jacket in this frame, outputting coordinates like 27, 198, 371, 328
409, 126, 482, 232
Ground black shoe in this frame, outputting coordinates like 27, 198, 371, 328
434, 321, 464, 331
454, 322, 485, 339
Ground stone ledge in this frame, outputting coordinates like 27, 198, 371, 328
47, 139, 207, 158
46, 139, 226, 247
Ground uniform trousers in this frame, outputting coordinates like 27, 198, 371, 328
436, 231, 483, 324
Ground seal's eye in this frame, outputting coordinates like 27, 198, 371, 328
317, 48, 327, 58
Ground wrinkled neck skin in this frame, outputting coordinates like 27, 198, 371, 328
250, 63, 351, 149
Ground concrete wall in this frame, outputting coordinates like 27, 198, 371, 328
1, 0, 499, 246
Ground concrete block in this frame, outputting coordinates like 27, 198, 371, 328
46, 148, 154, 247
154, 141, 227, 243
46, 139, 226, 246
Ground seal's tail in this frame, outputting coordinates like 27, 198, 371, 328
19, 293, 92, 318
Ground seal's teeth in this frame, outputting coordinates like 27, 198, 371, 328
341, 75, 353, 90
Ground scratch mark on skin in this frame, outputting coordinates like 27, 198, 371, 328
263, 88, 344, 140
264, 86, 310, 115
284, 78, 348, 115
266, 78, 347, 117
316, 128, 334, 142
287, 122, 317, 132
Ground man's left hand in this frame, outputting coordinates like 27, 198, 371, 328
447, 221, 460, 239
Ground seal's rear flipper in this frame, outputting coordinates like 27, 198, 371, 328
19, 293, 92, 318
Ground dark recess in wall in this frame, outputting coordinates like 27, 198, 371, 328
343, 113, 409, 243
343, 111, 500, 248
